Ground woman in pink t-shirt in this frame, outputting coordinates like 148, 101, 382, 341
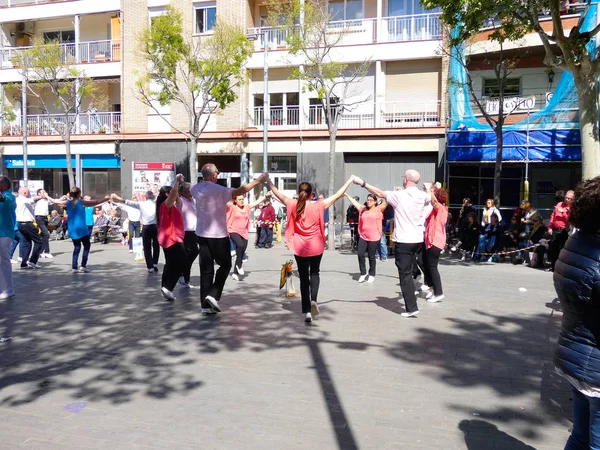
422, 186, 448, 303
345, 193, 387, 283
156, 174, 186, 301
268, 176, 354, 323
226, 194, 265, 281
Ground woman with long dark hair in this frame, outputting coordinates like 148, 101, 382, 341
345, 193, 387, 283
51, 187, 105, 273
268, 176, 354, 322
422, 185, 448, 302
156, 174, 186, 301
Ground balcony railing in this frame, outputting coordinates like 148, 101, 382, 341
0, 0, 77, 6
247, 13, 442, 51
252, 106, 300, 129
1, 112, 121, 136
0, 39, 121, 69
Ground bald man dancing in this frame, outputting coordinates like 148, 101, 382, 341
354, 170, 432, 317
191, 164, 268, 315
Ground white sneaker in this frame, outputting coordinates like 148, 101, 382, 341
232, 273, 239, 281
201, 308, 217, 315
420, 284, 431, 292
367, 276, 375, 283
401, 310, 420, 318
27, 262, 42, 269
128, 250, 133, 253
17, 257, 22, 262
358, 274, 367, 283
427, 295, 444, 303
311, 301, 320, 317
161, 287, 176, 301
71, 269, 79, 274
304, 312, 313, 323
10, 259, 17, 264
79, 267, 90, 273
39, 253, 46, 259
425, 291, 434, 299
230, 250, 236, 257
236, 265, 245, 276
461, 255, 466, 261
148, 268, 154, 274
44, 253, 54, 259
205, 295, 221, 312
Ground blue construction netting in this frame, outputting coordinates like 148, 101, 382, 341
448, 6, 597, 161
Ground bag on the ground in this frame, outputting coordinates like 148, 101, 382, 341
132, 237, 144, 262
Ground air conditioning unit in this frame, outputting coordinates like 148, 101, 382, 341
16, 22, 34, 36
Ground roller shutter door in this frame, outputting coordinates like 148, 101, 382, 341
385, 59, 440, 104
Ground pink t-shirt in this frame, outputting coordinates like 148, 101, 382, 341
285, 199, 325, 257
425, 206, 448, 250
158, 202, 185, 248
358, 205, 383, 242
226, 203, 250, 240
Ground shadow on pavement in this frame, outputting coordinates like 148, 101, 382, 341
459, 419, 537, 450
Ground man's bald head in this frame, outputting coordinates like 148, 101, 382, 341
201, 164, 218, 181
19, 187, 30, 197
404, 169, 421, 187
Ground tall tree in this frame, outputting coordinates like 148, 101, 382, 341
136, 6, 253, 183
14, 38, 104, 189
268, 0, 371, 249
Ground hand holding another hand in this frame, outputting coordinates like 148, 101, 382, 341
352, 175, 364, 186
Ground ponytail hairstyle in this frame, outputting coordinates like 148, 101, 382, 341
155, 186, 172, 226
295, 182, 313, 217
70, 187, 82, 200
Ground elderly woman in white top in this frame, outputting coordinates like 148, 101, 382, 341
481, 198, 502, 227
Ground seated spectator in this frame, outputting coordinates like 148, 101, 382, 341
48, 210, 65, 238
457, 211, 480, 257
523, 214, 548, 268
476, 213, 503, 261
482, 198, 502, 227
520, 200, 538, 232
503, 216, 524, 250
92, 210, 110, 244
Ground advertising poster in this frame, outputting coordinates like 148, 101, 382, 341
132, 162, 175, 200
19, 180, 44, 194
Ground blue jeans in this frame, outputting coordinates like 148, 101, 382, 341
72, 235, 91, 270
565, 386, 600, 450
128, 221, 141, 250
10, 229, 24, 259
376, 233, 388, 260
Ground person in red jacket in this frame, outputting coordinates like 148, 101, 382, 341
257, 199, 276, 248
547, 189, 574, 271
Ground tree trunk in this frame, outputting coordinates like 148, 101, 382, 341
327, 129, 336, 250
65, 132, 75, 189
576, 75, 600, 181
494, 127, 502, 207
189, 138, 198, 183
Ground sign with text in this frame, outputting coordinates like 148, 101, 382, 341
132, 162, 175, 200
485, 96, 536, 115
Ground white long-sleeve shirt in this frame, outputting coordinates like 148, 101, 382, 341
481, 207, 502, 226
115, 202, 141, 222
125, 199, 156, 225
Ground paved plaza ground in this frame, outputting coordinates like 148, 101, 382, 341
0, 237, 572, 449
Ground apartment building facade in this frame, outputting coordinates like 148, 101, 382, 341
0, 0, 447, 206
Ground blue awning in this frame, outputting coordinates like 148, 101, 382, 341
4, 154, 121, 169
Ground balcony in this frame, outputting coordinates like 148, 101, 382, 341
2, 111, 121, 136
0, 0, 77, 6
249, 102, 441, 130
247, 13, 442, 51
0, 39, 121, 69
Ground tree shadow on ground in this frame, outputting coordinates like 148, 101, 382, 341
459, 419, 537, 450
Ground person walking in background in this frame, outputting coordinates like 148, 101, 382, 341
345, 193, 387, 283
353, 170, 432, 318
257, 198, 276, 249
112, 191, 159, 273
227, 193, 266, 281
176, 182, 198, 288
191, 164, 268, 315
156, 174, 186, 301
553, 176, 600, 450
422, 184, 448, 303
52, 188, 105, 273
547, 190, 573, 272
34, 188, 53, 259
15, 187, 44, 270
0, 177, 16, 299
268, 176, 354, 323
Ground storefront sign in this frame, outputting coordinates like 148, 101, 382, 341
485, 96, 536, 115
4, 155, 120, 169
132, 162, 176, 199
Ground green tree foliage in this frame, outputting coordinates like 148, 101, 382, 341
137, 5, 253, 182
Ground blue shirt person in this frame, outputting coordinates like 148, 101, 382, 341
0, 177, 17, 299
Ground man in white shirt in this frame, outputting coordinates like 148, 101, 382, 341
34, 188, 54, 259
191, 164, 268, 314
176, 182, 198, 288
354, 170, 432, 318
114, 199, 142, 253
111, 191, 159, 273
15, 187, 44, 269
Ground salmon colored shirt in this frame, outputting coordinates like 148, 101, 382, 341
358, 205, 383, 242
284, 199, 325, 257
226, 203, 251, 240
425, 205, 448, 250
158, 202, 185, 248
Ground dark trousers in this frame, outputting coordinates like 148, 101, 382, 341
357, 237, 378, 276
198, 236, 232, 307
229, 232, 248, 274
182, 231, 199, 283
294, 254, 323, 313
548, 228, 568, 270
72, 235, 91, 270
413, 243, 425, 279
423, 245, 443, 296
18, 222, 42, 267
128, 221, 141, 250
394, 242, 422, 313
36, 216, 50, 254
350, 224, 359, 249
142, 224, 160, 270
258, 226, 273, 247
162, 242, 187, 291
255, 227, 262, 247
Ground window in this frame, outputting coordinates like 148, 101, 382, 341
388, 0, 440, 16
328, 0, 363, 22
43, 30, 75, 43
195, 3, 217, 34
483, 78, 521, 97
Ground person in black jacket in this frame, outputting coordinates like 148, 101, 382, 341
554, 176, 600, 449
346, 197, 360, 251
